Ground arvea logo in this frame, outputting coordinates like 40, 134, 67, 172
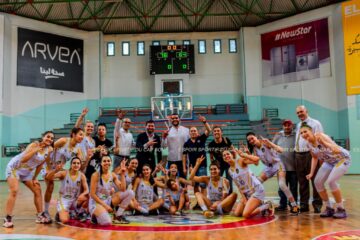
21, 42, 82, 65
17, 28, 83, 92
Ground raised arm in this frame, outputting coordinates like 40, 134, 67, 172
198, 115, 212, 136
113, 160, 127, 192
237, 149, 259, 165
189, 155, 209, 184
75, 108, 89, 128
261, 138, 283, 153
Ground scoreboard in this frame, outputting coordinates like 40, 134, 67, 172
150, 45, 195, 75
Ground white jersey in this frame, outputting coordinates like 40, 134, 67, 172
307, 140, 351, 166
59, 171, 82, 200
136, 179, 155, 206
228, 160, 261, 195
79, 136, 95, 159
89, 172, 114, 214
7, 147, 49, 172
125, 172, 136, 189
206, 177, 227, 202
254, 144, 281, 167
55, 138, 81, 164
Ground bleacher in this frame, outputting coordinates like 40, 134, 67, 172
2, 105, 350, 157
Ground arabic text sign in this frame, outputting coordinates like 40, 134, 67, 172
343, 0, 360, 95
17, 28, 83, 92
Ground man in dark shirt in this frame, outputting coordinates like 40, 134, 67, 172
85, 123, 113, 185
208, 126, 234, 193
136, 120, 162, 172
182, 115, 211, 193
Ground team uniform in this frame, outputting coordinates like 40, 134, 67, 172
136, 179, 157, 209
125, 172, 136, 190
254, 145, 285, 178
89, 174, 114, 215
42, 138, 81, 177
162, 178, 183, 210
207, 177, 228, 203
6, 148, 50, 181
79, 136, 95, 161
308, 140, 351, 192
57, 171, 82, 212
228, 160, 265, 201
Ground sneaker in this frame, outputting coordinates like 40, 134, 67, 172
35, 213, 46, 224
78, 212, 88, 222
320, 207, 335, 218
90, 215, 98, 224
333, 207, 347, 219
69, 211, 77, 220
275, 206, 287, 212
43, 210, 52, 223
290, 206, 300, 215
266, 201, 275, 217
55, 213, 60, 223
3, 215, 14, 228
203, 210, 214, 219
113, 215, 130, 224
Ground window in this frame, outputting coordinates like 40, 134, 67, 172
122, 41, 130, 56
152, 41, 160, 46
229, 39, 237, 53
168, 40, 175, 46
183, 40, 191, 45
198, 40, 206, 54
137, 41, 145, 55
106, 42, 115, 56
213, 39, 221, 54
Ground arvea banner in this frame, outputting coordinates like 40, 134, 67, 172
17, 27, 83, 92
261, 18, 331, 87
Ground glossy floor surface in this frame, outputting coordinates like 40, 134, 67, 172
0, 176, 359, 240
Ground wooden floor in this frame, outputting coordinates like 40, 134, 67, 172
0, 176, 359, 240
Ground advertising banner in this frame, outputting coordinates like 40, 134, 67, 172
342, 0, 360, 95
261, 18, 331, 87
17, 28, 83, 92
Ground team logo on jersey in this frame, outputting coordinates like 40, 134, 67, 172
77, 181, 81, 186
236, 168, 239, 174
218, 187, 222, 192
261, 148, 265, 152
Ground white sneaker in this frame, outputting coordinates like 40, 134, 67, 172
3, 216, 14, 228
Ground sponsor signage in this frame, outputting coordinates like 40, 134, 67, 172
17, 28, 83, 92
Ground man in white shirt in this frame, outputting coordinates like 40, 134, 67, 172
162, 113, 189, 178
295, 105, 323, 213
113, 110, 135, 168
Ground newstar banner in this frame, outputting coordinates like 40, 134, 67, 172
343, 0, 360, 95
17, 28, 83, 92
261, 18, 331, 87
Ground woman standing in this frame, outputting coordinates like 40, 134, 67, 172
190, 156, 237, 218
223, 150, 274, 219
43, 128, 85, 220
3, 131, 54, 228
89, 155, 134, 225
300, 123, 350, 219
246, 132, 299, 214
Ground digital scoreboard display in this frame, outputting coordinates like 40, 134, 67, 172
150, 45, 195, 75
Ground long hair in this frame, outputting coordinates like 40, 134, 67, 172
246, 132, 256, 154
99, 155, 111, 186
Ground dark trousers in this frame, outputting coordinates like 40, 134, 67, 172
295, 152, 322, 208
167, 160, 186, 179
220, 163, 233, 194
278, 171, 298, 207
